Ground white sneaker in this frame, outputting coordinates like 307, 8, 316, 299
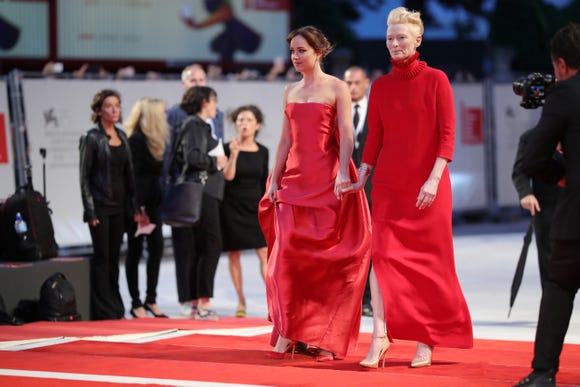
179, 302, 193, 317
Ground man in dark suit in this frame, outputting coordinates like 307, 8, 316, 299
512, 129, 562, 289
516, 22, 580, 387
344, 66, 373, 317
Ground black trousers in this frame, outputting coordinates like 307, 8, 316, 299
534, 204, 555, 289
125, 206, 164, 309
89, 208, 126, 320
532, 239, 580, 372
172, 193, 222, 303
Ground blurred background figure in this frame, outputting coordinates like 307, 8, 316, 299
168, 85, 227, 321
165, 63, 225, 317
73, 63, 110, 79
221, 105, 269, 318
79, 89, 137, 320
124, 97, 170, 319
343, 65, 373, 317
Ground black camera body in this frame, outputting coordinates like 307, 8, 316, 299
512, 72, 555, 109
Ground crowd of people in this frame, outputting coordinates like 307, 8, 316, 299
77, 6, 579, 385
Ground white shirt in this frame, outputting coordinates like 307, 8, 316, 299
352, 96, 368, 149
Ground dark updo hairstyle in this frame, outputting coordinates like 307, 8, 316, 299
550, 22, 580, 69
90, 89, 122, 124
286, 25, 334, 59
180, 86, 217, 116
230, 104, 264, 138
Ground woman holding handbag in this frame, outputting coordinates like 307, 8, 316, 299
166, 86, 227, 321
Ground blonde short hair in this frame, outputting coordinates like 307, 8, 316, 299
387, 7, 424, 37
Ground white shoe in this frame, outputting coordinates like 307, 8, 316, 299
179, 302, 193, 317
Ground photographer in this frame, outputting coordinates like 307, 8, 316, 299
516, 22, 580, 387
511, 129, 563, 290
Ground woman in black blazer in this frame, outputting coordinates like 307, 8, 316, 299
169, 86, 227, 321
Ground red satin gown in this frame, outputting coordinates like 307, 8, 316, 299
259, 102, 371, 358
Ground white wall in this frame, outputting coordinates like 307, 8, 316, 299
493, 84, 542, 206
21, 78, 286, 246
3, 78, 538, 248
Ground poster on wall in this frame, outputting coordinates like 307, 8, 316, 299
0, 0, 49, 58
0, 80, 15, 201
450, 84, 486, 211
57, 0, 290, 63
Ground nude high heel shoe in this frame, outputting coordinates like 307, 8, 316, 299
410, 342, 433, 368
359, 336, 390, 369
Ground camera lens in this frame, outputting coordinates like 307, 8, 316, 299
513, 78, 525, 96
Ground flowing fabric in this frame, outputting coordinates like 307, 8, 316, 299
259, 102, 371, 358
362, 53, 473, 349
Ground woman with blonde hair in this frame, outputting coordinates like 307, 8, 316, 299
344, 7, 473, 368
124, 97, 169, 318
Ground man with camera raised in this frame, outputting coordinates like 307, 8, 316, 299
516, 22, 580, 387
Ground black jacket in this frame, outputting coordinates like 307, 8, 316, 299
522, 72, 580, 240
171, 115, 224, 201
79, 123, 136, 222
512, 129, 563, 211
351, 111, 373, 207
128, 129, 164, 209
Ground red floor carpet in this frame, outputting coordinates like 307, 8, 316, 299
0, 318, 579, 386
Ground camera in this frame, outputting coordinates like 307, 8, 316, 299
513, 72, 555, 109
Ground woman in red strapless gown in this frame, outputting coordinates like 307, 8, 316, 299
259, 26, 371, 361
345, 7, 473, 369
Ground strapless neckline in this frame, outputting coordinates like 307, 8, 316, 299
286, 101, 335, 110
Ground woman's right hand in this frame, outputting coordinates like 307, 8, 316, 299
267, 181, 279, 202
89, 218, 100, 227
229, 138, 241, 157
341, 163, 372, 195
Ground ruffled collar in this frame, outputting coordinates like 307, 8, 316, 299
390, 51, 426, 80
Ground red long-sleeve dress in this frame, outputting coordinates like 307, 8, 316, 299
362, 52, 473, 348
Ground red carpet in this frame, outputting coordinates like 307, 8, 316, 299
0, 318, 579, 386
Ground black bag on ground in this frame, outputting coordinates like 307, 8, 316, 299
13, 299, 41, 323
0, 293, 24, 325
39, 272, 81, 321
0, 188, 58, 261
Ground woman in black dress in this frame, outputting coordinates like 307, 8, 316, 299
222, 105, 269, 317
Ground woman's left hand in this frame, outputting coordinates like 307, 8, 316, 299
416, 177, 439, 210
334, 170, 351, 200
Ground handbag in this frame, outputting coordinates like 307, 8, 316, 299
160, 179, 204, 227
161, 119, 208, 227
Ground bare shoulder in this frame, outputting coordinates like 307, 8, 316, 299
327, 75, 348, 92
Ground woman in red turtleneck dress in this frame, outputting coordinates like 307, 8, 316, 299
344, 6, 473, 369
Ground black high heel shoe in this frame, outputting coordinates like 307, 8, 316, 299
144, 303, 168, 318
130, 306, 147, 318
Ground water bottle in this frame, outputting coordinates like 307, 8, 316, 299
14, 212, 28, 240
